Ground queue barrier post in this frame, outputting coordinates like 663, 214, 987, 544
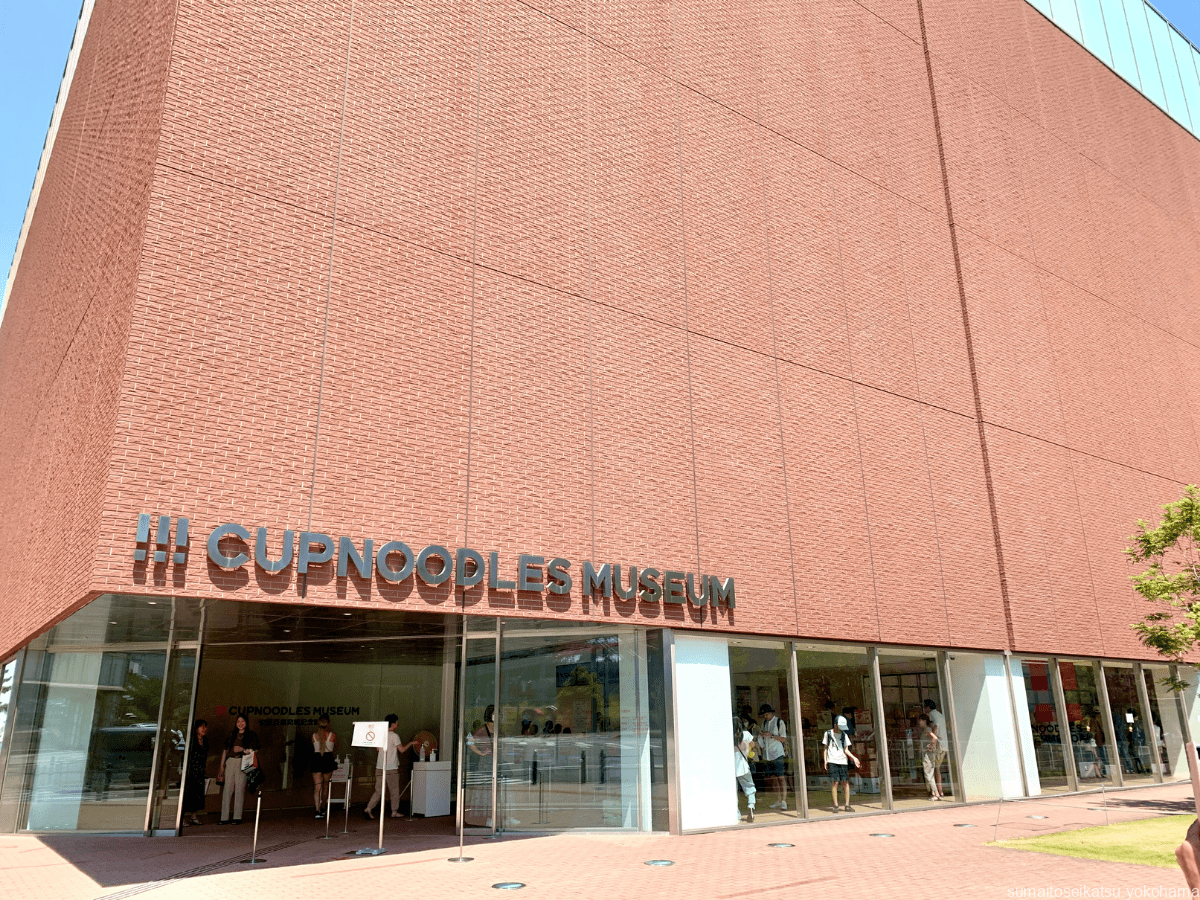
319, 774, 335, 840
353, 767, 386, 856
343, 760, 353, 834
240, 792, 266, 864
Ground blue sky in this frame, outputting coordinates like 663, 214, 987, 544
2, 1, 1200, 282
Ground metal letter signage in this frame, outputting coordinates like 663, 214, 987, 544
133, 514, 738, 609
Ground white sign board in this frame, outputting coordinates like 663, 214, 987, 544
352, 721, 389, 749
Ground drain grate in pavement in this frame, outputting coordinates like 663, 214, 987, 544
93, 839, 311, 900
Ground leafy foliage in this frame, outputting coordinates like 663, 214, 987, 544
1126, 485, 1200, 691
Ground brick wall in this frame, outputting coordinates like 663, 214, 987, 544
2, 0, 1198, 660
0, 0, 178, 656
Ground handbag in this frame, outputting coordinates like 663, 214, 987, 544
241, 750, 265, 793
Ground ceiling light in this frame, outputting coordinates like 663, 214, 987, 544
344, 612, 352, 617
279, 649, 293, 654
109, 621, 118, 625
283, 629, 291, 633
147, 601, 157, 605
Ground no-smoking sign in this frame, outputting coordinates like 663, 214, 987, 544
352, 721, 389, 749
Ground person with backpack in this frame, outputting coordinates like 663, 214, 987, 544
822, 715, 860, 813
758, 704, 790, 811
733, 716, 756, 822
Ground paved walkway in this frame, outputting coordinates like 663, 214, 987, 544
3, 782, 1198, 899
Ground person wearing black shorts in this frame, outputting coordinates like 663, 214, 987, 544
311, 715, 338, 818
758, 704, 790, 811
822, 715, 860, 813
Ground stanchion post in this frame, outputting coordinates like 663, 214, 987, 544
342, 760, 352, 834
241, 792, 266, 864
378, 775, 386, 851
319, 773, 334, 840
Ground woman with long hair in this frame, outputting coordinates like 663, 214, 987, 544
311, 714, 338, 818
181, 719, 210, 827
216, 714, 260, 824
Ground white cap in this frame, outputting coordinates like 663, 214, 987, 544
836, 716, 849, 730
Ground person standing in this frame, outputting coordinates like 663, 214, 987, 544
311, 714, 338, 818
919, 713, 944, 800
758, 704, 789, 811
364, 714, 415, 820
822, 715, 860, 812
923, 699, 948, 799
181, 719, 210, 827
733, 717, 756, 823
216, 715, 260, 824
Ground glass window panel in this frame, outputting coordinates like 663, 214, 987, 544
729, 641, 796, 826
1019, 659, 1071, 794
1076, 0, 1115, 66
795, 643, 883, 818
1050, 0, 1085, 42
1142, 666, 1187, 781
0, 659, 15, 763
1146, 10, 1192, 127
1099, 0, 1143, 88
461, 630, 497, 830
1102, 663, 1156, 785
879, 650, 959, 809
1057, 661, 1117, 787
495, 623, 654, 831
1170, 30, 1200, 132
148, 648, 198, 832
1123, 0, 1168, 108
1027, 0, 1054, 18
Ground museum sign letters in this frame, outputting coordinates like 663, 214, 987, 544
134, 514, 736, 607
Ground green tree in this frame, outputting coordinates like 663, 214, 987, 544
1126, 484, 1200, 691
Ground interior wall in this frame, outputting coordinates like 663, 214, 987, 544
193, 654, 444, 810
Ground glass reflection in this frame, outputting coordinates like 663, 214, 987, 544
1020, 660, 1070, 793
795, 644, 883, 818
729, 641, 795, 824
495, 625, 652, 830
879, 651, 958, 808
1142, 666, 1186, 781
1102, 664, 1155, 784
1057, 661, 1114, 786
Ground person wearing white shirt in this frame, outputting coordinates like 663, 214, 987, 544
919, 713, 944, 800
733, 718, 757, 822
364, 714, 416, 820
923, 699, 948, 800
758, 704, 790, 811
822, 715, 860, 812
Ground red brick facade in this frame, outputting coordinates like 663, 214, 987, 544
2, 0, 1198, 661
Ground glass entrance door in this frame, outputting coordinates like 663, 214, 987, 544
460, 621, 498, 832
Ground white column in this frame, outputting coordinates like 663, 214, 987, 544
618, 631, 651, 830
947, 654, 1027, 799
1010, 661, 1042, 795
673, 635, 735, 830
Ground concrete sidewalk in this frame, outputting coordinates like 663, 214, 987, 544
3, 782, 1197, 899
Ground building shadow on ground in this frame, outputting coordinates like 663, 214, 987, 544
38, 808, 541, 890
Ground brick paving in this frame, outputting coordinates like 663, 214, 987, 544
2, 782, 1198, 899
